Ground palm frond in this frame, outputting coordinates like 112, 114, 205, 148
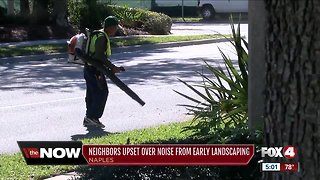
175, 17, 248, 139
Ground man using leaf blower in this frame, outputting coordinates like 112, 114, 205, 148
83, 16, 125, 128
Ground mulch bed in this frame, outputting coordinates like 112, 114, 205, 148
0, 24, 78, 42
0, 24, 150, 43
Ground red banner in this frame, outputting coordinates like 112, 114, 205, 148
82, 144, 255, 166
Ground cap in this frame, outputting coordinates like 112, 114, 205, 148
104, 16, 119, 28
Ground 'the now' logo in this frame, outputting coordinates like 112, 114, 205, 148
261, 146, 297, 159
17, 141, 87, 165
23, 148, 81, 159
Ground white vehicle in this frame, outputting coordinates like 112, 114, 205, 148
155, 0, 198, 7
198, 0, 248, 19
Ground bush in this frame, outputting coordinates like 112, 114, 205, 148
67, 0, 83, 26
68, 3, 172, 35
171, 17, 263, 178
143, 12, 172, 35
107, 5, 146, 29
175, 17, 248, 140
107, 5, 172, 35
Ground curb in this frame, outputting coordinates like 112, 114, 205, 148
0, 39, 68, 48
0, 38, 228, 64
0, 53, 67, 65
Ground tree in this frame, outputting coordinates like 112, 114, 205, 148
31, 0, 50, 24
52, 0, 68, 27
7, 0, 14, 15
263, 0, 320, 179
85, 0, 101, 28
29, 0, 68, 26
20, 0, 30, 16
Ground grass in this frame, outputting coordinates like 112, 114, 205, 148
0, 44, 66, 58
111, 34, 223, 47
171, 17, 203, 22
0, 34, 225, 58
0, 121, 193, 180
0, 154, 75, 180
83, 121, 193, 145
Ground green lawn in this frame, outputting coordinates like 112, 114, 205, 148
171, 17, 203, 22
0, 121, 193, 179
111, 34, 223, 47
0, 34, 225, 58
0, 44, 66, 58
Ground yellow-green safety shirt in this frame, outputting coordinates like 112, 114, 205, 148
89, 30, 111, 58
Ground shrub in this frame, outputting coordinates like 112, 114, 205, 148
68, 2, 172, 35
107, 5, 146, 28
169, 18, 262, 179
107, 5, 172, 35
67, 0, 83, 26
175, 17, 248, 140
143, 12, 172, 35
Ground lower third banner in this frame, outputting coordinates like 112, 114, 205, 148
18, 142, 254, 166
82, 144, 255, 166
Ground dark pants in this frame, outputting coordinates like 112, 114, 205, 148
84, 65, 108, 119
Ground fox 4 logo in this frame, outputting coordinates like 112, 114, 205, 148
261, 146, 297, 159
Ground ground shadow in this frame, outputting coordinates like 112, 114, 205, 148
71, 126, 112, 141
0, 46, 231, 93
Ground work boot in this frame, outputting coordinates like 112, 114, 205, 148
83, 117, 105, 128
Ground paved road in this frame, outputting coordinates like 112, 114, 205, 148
171, 22, 248, 37
0, 24, 247, 154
